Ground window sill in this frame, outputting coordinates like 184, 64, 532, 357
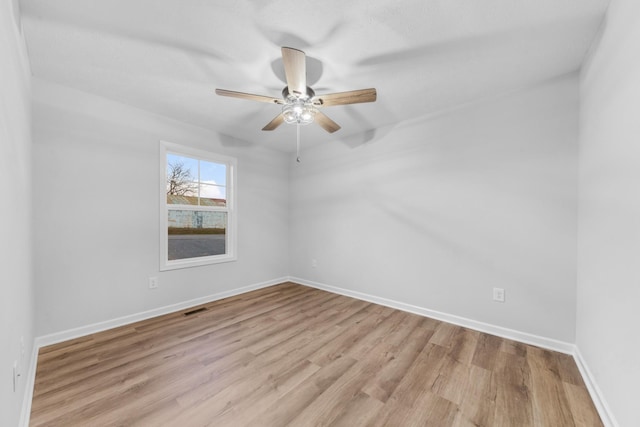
160, 254, 237, 271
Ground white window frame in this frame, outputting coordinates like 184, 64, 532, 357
159, 140, 237, 270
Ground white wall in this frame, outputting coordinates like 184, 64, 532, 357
32, 80, 290, 336
290, 75, 579, 343
578, 0, 640, 425
0, 0, 35, 425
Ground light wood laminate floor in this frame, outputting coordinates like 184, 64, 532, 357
30, 282, 602, 426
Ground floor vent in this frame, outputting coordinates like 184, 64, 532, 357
183, 307, 208, 316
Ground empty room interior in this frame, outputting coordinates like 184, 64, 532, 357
2, 0, 639, 426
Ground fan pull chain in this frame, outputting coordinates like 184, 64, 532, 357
296, 123, 301, 163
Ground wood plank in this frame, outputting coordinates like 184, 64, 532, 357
242, 356, 358, 427
527, 346, 576, 427
471, 332, 503, 371
563, 382, 604, 427
556, 352, 587, 386
360, 315, 433, 403
453, 364, 496, 427
493, 350, 534, 427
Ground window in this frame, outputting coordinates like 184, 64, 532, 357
160, 141, 237, 270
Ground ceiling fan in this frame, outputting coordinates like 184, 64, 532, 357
215, 47, 377, 136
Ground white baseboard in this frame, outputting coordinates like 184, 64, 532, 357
290, 276, 575, 354
35, 277, 288, 348
19, 343, 39, 427
20, 276, 288, 427
573, 346, 619, 427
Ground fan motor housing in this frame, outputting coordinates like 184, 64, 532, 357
283, 86, 315, 101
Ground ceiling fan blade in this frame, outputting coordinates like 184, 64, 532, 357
315, 111, 341, 133
281, 47, 307, 97
313, 88, 377, 107
215, 89, 283, 105
262, 113, 285, 131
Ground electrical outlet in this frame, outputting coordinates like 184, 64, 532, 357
149, 277, 158, 289
311, 259, 317, 268
493, 287, 505, 302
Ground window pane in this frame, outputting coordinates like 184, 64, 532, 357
167, 154, 198, 198
199, 183, 226, 206
167, 190, 199, 205
200, 160, 226, 187
167, 210, 227, 260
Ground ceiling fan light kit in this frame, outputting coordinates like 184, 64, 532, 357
281, 87, 317, 125
281, 102, 316, 125
216, 47, 377, 160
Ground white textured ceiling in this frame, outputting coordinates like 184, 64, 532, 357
21, 0, 609, 152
